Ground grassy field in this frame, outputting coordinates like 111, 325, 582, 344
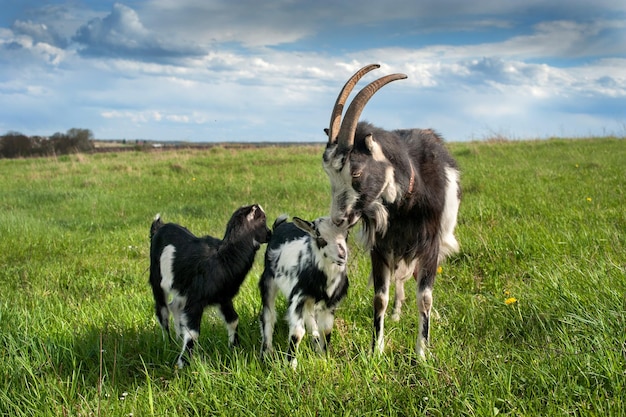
1, 138, 624, 416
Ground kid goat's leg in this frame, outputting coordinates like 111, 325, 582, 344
303, 299, 322, 352
259, 277, 278, 356
315, 307, 336, 354
286, 295, 307, 369
176, 304, 202, 368
219, 300, 240, 347
150, 283, 171, 341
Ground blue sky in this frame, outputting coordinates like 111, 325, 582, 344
1, 0, 624, 142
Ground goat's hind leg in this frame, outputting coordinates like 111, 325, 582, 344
169, 294, 186, 341
156, 302, 172, 341
391, 277, 406, 322
415, 256, 437, 360
259, 277, 278, 357
150, 278, 172, 341
286, 295, 307, 369
391, 260, 418, 322
371, 253, 391, 354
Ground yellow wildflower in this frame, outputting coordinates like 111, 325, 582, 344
505, 297, 517, 305
437, 266, 443, 274
586, 197, 592, 202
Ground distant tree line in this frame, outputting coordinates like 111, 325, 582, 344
0, 128, 94, 159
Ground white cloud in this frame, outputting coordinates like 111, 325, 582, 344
12, 20, 67, 48
72, 3, 205, 59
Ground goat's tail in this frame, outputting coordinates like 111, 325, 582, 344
272, 214, 289, 230
150, 213, 164, 239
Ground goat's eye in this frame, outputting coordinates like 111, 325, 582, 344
352, 171, 362, 178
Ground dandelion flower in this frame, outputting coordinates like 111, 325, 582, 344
505, 297, 517, 305
437, 266, 443, 274
503, 290, 510, 297
586, 197, 592, 202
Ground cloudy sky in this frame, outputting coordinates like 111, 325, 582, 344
1, 1, 625, 142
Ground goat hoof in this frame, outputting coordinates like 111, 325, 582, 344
416, 342, 428, 361
260, 347, 275, 361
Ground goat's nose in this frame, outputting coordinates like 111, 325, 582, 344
338, 245, 346, 260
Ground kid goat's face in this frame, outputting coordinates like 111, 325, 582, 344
249, 205, 272, 244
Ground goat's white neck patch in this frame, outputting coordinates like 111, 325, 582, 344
381, 166, 398, 203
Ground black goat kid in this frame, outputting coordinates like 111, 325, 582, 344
323, 64, 461, 359
149, 204, 271, 367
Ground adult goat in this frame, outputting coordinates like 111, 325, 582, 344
322, 64, 460, 358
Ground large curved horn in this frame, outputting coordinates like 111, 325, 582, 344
336, 73, 408, 150
328, 64, 381, 144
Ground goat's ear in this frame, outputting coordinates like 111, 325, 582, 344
246, 205, 258, 222
365, 133, 386, 161
365, 134, 375, 151
324, 128, 330, 137
292, 217, 316, 236
253, 204, 265, 219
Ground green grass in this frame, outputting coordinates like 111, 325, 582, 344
1, 138, 624, 416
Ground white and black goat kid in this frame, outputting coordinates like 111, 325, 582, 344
322, 64, 461, 359
259, 215, 349, 368
149, 204, 271, 368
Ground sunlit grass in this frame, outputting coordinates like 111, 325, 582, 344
1, 138, 624, 416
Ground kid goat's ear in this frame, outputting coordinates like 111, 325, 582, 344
246, 205, 258, 222
292, 217, 316, 236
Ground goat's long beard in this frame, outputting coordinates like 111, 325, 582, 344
358, 200, 389, 249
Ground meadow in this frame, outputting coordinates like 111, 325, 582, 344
0, 137, 624, 416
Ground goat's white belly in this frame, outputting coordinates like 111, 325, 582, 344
159, 244, 176, 292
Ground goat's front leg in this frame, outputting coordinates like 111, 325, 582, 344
315, 307, 336, 354
218, 300, 240, 347
177, 304, 202, 368
371, 251, 391, 354
303, 300, 324, 353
